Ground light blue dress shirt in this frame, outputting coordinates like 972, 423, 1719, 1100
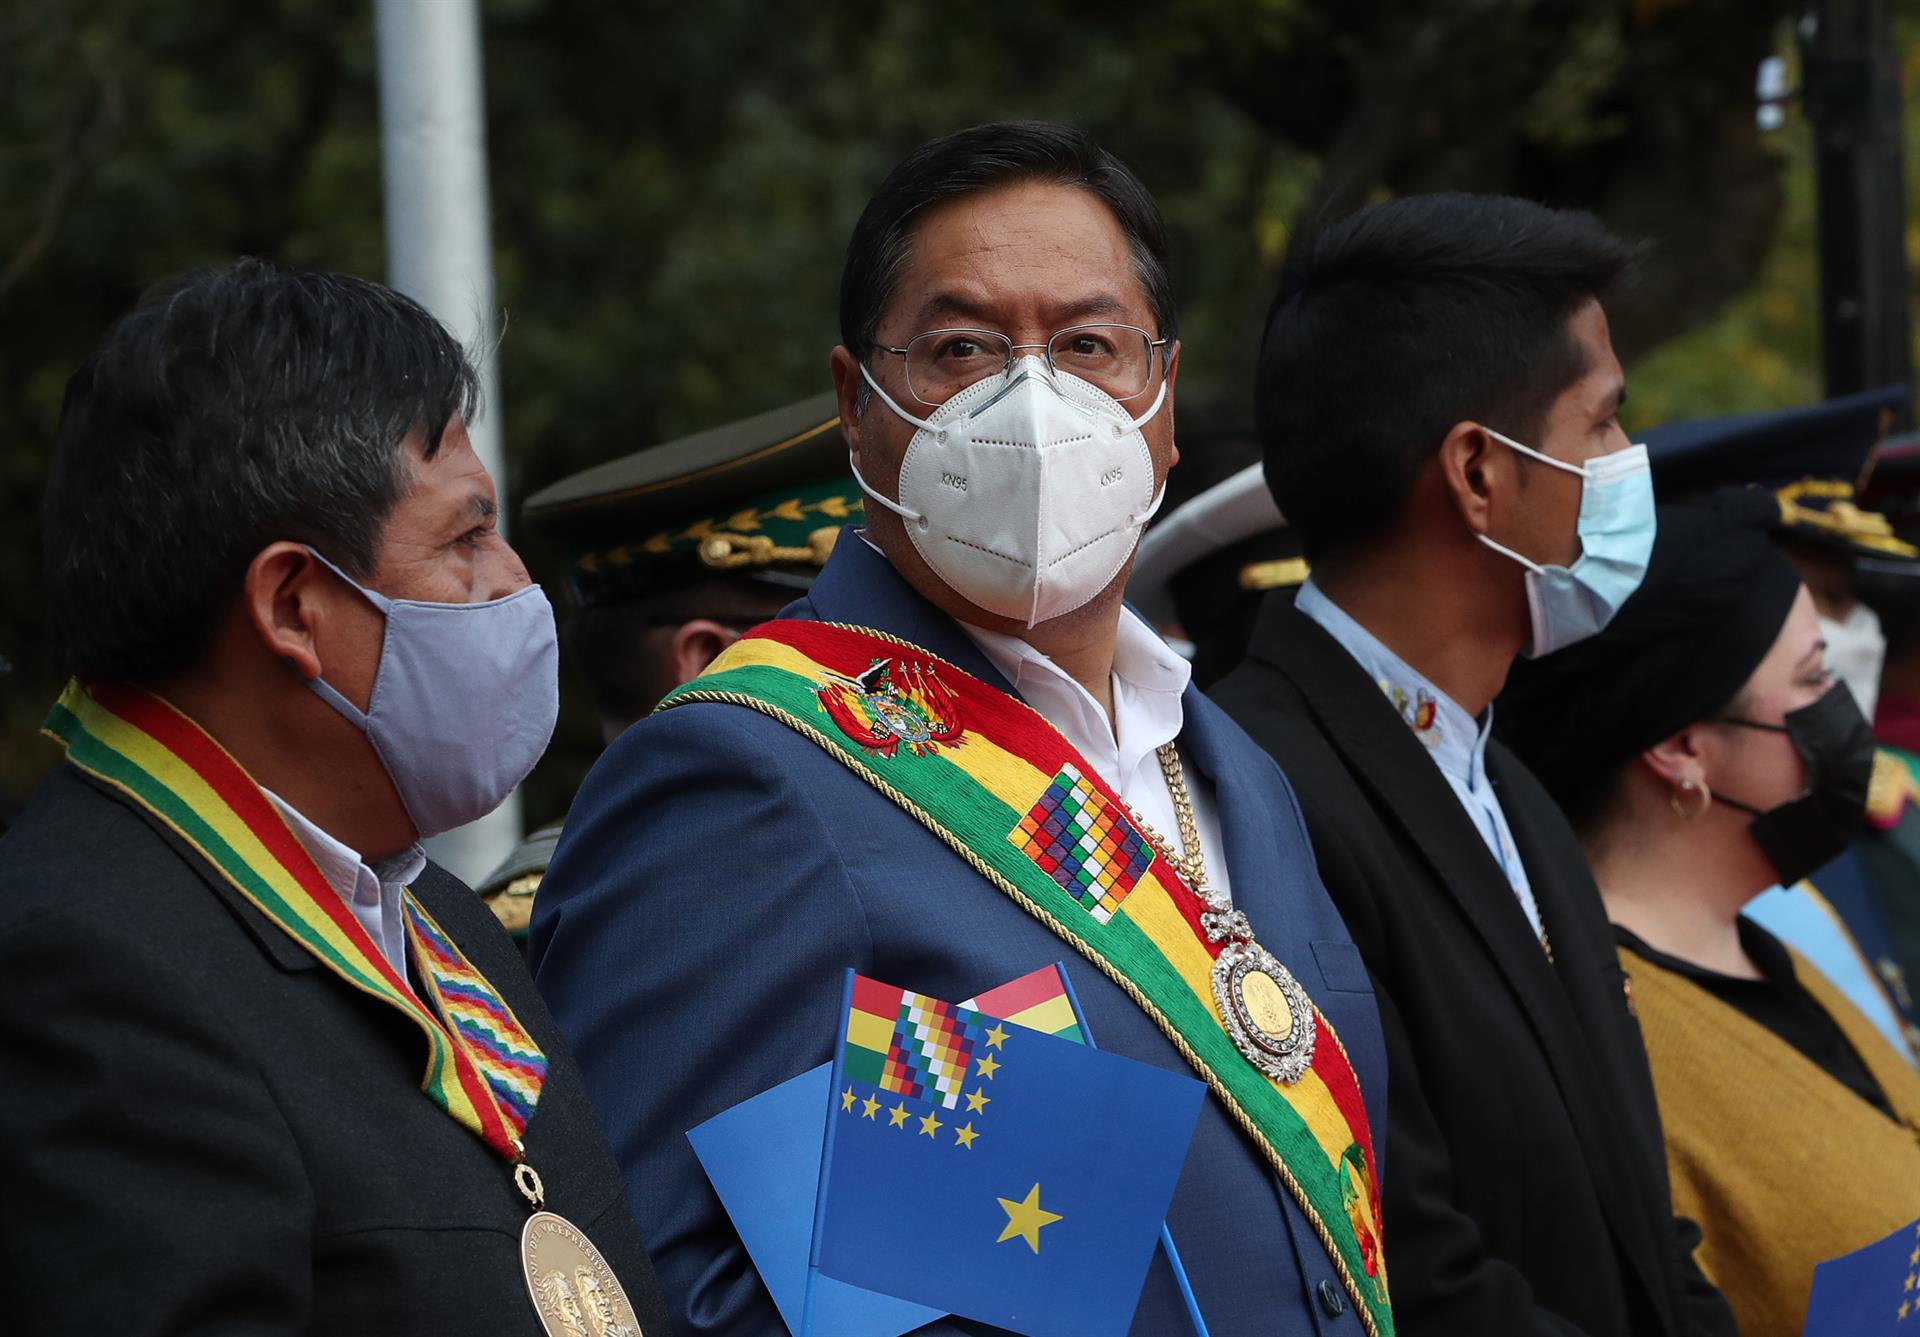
1296, 579, 1546, 940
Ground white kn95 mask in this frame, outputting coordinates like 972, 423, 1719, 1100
853, 356, 1169, 627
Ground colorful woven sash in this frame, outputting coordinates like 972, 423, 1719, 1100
660, 621, 1393, 1335
44, 680, 548, 1162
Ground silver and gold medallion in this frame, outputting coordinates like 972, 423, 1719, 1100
1145, 741, 1320, 1085
522, 1210, 647, 1337
1212, 939, 1317, 1084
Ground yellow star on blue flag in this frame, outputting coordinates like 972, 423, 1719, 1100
812, 970, 1205, 1337
1802, 1213, 1920, 1335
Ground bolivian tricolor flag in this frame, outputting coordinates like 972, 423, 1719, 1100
662, 620, 1392, 1336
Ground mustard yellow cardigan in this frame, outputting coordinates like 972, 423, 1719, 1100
1620, 940, 1920, 1337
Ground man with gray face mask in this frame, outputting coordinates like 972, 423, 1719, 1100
533, 122, 1392, 1337
0, 261, 670, 1335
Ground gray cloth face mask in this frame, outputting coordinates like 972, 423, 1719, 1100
302, 548, 559, 840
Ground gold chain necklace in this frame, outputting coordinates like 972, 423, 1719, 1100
1124, 742, 1210, 896
1128, 740, 1323, 1084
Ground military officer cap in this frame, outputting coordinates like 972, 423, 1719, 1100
1643, 385, 1915, 560
522, 392, 862, 607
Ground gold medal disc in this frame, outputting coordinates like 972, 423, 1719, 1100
1240, 969, 1295, 1041
522, 1210, 646, 1337
1211, 941, 1318, 1083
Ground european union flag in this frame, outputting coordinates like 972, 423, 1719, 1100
1802, 1216, 1920, 1336
809, 970, 1205, 1337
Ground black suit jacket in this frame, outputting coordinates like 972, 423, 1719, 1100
0, 763, 672, 1336
1211, 598, 1735, 1337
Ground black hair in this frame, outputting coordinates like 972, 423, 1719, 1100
1257, 194, 1634, 565
43, 258, 479, 683
566, 578, 793, 728
839, 120, 1177, 360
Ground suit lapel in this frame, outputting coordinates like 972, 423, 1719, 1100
1252, 604, 1566, 996
76, 766, 323, 974
1246, 601, 1673, 1307
1177, 688, 1276, 918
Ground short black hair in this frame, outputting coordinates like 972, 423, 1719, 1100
839, 120, 1177, 359
566, 577, 793, 728
44, 258, 479, 683
1257, 194, 1633, 565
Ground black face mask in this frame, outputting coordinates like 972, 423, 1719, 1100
1716, 682, 1876, 886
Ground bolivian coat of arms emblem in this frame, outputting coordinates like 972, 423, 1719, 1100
816, 656, 965, 757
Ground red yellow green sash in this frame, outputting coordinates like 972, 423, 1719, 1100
661, 621, 1393, 1335
43, 680, 547, 1163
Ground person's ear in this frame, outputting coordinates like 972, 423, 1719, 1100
1437, 422, 1501, 535
242, 543, 330, 680
1639, 725, 1706, 794
830, 346, 866, 462
667, 618, 740, 688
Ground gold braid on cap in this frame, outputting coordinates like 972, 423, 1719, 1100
1775, 478, 1920, 558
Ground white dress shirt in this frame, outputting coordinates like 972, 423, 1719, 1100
1295, 579, 1544, 939
957, 606, 1233, 906
264, 789, 425, 975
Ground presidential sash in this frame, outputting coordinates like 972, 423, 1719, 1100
44, 680, 548, 1163
660, 621, 1393, 1336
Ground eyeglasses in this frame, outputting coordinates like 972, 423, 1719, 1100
873, 324, 1170, 407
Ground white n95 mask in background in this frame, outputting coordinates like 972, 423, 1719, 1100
854, 356, 1168, 626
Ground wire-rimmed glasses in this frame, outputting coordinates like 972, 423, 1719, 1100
873, 324, 1169, 407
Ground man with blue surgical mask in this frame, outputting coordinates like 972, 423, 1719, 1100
0, 260, 670, 1335
533, 122, 1394, 1336
1212, 196, 1738, 1337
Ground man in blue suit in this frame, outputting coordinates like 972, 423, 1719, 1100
532, 121, 1390, 1337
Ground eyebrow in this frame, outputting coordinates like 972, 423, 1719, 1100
908, 291, 1138, 333
466, 494, 497, 524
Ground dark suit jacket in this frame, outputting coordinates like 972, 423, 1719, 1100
0, 762, 672, 1336
532, 535, 1389, 1337
1211, 598, 1736, 1337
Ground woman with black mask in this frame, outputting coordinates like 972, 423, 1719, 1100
1499, 488, 1920, 1337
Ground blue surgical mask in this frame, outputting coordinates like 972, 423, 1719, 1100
302, 548, 559, 839
1475, 431, 1655, 659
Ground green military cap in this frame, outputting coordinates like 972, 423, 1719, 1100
523, 392, 863, 606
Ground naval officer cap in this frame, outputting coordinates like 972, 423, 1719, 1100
521, 392, 863, 607
1643, 385, 1915, 561
1130, 464, 1306, 626
1127, 462, 1307, 687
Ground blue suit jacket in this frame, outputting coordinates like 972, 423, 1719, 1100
532, 536, 1389, 1336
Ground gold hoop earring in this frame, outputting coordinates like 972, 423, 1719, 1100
1670, 778, 1712, 820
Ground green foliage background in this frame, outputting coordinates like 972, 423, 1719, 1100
2, 0, 1917, 829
